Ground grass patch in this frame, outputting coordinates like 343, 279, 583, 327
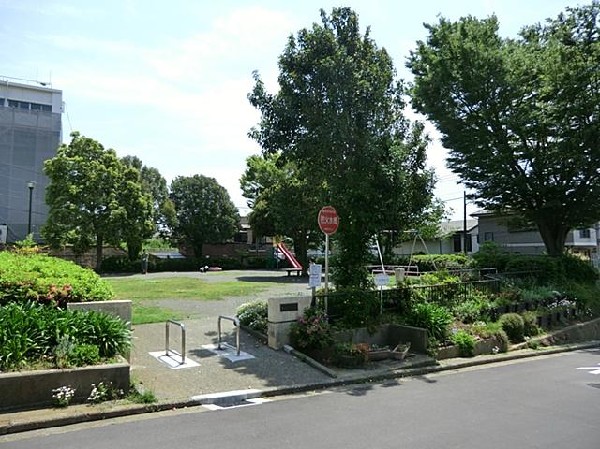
105, 277, 274, 325
106, 277, 270, 301
132, 305, 184, 325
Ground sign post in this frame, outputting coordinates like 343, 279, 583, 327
318, 206, 339, 312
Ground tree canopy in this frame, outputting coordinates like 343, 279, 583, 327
43, 132, 153, 270
407, 2, 600, 256
240, 153, 321, 272
249, 7, 436, 288
122, 155, 176, 257
169, 175, 240, 258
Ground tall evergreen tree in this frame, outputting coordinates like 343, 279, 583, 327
249, 8, 435, 288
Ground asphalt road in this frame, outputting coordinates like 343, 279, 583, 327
3, 349, 599, 448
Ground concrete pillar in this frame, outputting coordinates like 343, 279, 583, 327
267, 296, 312, 349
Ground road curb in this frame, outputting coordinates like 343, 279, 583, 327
2, 340, 599, 436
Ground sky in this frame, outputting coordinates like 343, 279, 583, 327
0, 0, 584, 221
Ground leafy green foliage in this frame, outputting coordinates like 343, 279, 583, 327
121, 156, 175, 256
128, 383, 157, 404
521, 311, 541, 338
451, 329, 476, 357
236, 300, 268, 335
410, 254, 471, 272
475, 243, 599, 285
0, 301, 130, 371
240, 153, 319, 274
0, 252, 113, 306
472, 242, 512, 272
170, 175, 239, 258
408, 4, 600, 255
328, 288, 381, 329
43, 132, 154, 270
405, 302, 453, 341
249, 7, 436, 288
289, 307, 334, 351
499, 313, 525, 343
451, 290, 492, 324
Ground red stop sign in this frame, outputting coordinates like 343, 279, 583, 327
318, 206, 339, 235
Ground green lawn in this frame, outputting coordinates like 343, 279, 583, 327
105, 277, 272, 324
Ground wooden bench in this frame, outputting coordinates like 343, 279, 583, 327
283, 267, 303, 277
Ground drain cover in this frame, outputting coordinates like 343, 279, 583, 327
202, 397, 270, 410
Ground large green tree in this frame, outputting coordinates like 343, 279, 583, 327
43, 132, 153, 270
170, 175, 240, 258
122, 155, 176, 258
249, 8, 435, 288
240, 153, 321, 272
407, 2, 600, 256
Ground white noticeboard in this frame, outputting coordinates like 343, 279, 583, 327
309, 264, 322, 288
374, 272, 389, 287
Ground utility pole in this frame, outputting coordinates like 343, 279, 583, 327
463, 191, 468, 255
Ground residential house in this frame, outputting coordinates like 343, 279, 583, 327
393, 219, 479, 257
473, 211, 599, 258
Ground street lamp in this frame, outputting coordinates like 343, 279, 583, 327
27, 181, 35, 236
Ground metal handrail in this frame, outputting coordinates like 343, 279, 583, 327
218, 315, 240, 356
165, 320, 186, 365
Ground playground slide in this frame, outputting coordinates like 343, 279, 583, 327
276, 242, 303, 270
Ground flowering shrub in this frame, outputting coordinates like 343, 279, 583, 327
52, 385, 76, 407
289, 307, 334, 351
236, 300, 268, 334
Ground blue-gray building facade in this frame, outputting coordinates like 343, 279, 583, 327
0, 79, 63, 243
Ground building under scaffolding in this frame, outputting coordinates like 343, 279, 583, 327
0, 77, 63, 242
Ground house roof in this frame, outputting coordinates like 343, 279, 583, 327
440, 219, 478, 233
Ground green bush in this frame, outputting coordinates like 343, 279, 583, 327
100, 256, 140, 273
0, 301, 130, 371
563, 283, 600, 317
499, 313, 525, 343
236, 300, 268, 334
406, 302, 453, 341
451, 330, 476, 357
289, 307, 334, 351
521, 311, 541, 337
411, 254, 471, 271
472, 242, 512, 272
452, 290, 492, 323
0, 252, 113, 306
327, 288, 381, 328
504, 256, 560, 284
558, 255, 599, 283
493, 328, 510, 353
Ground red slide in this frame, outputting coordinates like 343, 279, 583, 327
276, 242, 302, 269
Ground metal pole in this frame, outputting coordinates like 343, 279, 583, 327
27, 182, 34, 235
463, 191, 468, 255
324, 233, 329, 312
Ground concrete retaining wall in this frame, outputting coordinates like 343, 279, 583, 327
0, 359, 129, 412
67, 300, 132, 329
333, 324, 428, 353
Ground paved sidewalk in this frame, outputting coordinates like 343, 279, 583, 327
1, 319, 599, 436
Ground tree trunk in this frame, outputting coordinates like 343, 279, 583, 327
292, 229, 309, 276
536, 219, 569, 256
96, 234, 104, 272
